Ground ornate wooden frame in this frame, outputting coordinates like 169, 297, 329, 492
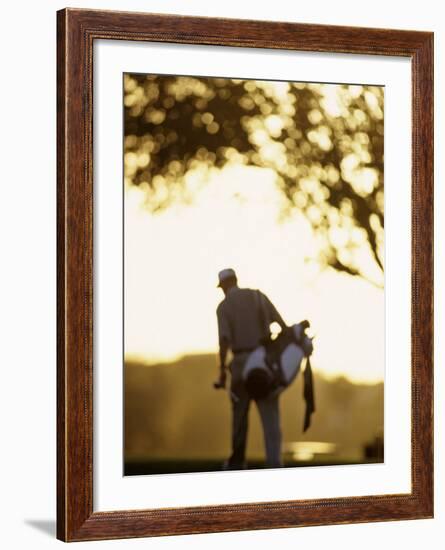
57, 8, 434, 542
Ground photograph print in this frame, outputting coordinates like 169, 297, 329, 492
123, 73, 384, 476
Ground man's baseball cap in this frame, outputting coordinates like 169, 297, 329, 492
217, 268, 237, 287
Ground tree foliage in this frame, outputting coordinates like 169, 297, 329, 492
124, 74, 384, 286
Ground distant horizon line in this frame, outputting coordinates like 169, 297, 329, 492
124, 352, 384, 386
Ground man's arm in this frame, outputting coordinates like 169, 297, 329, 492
215, 305, 231, 389
262, 292, 287, 330
214, 337, 229, 389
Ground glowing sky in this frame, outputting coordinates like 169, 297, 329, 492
124, 164, 384, 384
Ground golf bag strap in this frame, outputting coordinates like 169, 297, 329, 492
303, 356, 315, 432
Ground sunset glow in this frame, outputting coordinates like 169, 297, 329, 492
124, 164, 384, 384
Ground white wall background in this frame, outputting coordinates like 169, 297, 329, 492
0, 0, 442, 548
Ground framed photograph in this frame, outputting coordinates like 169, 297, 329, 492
57, 8, 433, 542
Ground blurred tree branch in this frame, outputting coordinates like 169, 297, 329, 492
124, 75, 384, 287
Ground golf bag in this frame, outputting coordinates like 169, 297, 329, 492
242, 322, 315, 431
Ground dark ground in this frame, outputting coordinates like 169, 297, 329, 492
125, 354, 384, 476
124, 456, 382, 476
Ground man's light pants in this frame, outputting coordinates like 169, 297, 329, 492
227, 354, 282, 469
